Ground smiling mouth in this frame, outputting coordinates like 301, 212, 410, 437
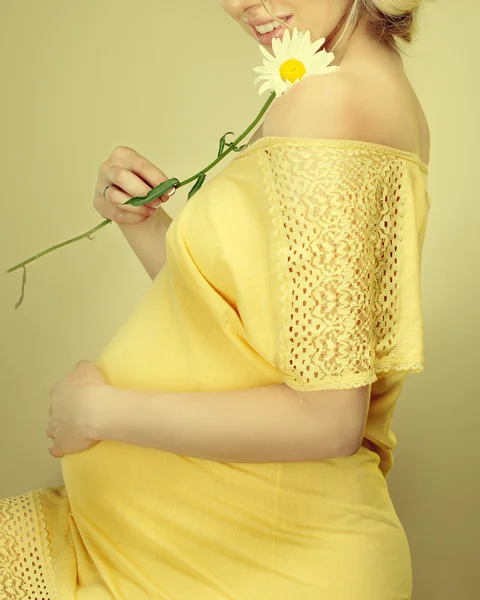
250, 15, 292, 35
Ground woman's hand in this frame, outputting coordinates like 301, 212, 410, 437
94, 145, 176, 225
47, 360, 108, 458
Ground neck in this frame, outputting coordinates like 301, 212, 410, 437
322, 13, 402, 70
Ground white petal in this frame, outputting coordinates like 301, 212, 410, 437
309, 54, 327, 70
268, 73, 284, 91
295, 33, 310, 61
274, 80, 288, 96
273, 50, 288, 68
258, 80, 274, 96
302, 29, 312, 46
325, 65, 340, 74
259, 44, 274, 63
326, 49, 337, 64
281, 79, 296, 97
253, 74, 270, 84
327, 53, 337, 66
278, 27, 289, 45
320, 50, 336, 66
271, 35, 282, 57
297, 34, 312, 63
276, 47, 289, 64
306, 37, 326, 57
311, 51, 336, 71
289, 31, 302, 57
253, 65, 274, 74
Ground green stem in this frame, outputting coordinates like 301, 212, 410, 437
6, 91, 276, 275
7, 219, 112, 273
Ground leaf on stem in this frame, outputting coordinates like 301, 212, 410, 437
218, 131, 247, 156
218, 131, 235, 157
187, 173, 206, 200
123, 178, 180, 207
228, 142, 248, 153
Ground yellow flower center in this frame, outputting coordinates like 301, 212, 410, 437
279, 58, 307, 84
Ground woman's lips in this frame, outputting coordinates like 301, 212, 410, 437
252, 16, 293, 46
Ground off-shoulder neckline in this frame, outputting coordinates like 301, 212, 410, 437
231, 136, 429, 174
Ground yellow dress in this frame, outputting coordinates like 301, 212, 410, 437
0, 137, 430, 600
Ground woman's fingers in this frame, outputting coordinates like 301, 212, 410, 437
94, 184, 150, 225
107, 152, 177, 208
93, 146, 177, 225
102, 184, 152, 215
127, 154, 177, 200
100, 165, 153, 215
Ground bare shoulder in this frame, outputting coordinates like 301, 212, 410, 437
262, 69, 430, 166
262, 72, 371, 141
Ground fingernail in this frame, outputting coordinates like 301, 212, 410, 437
168, 187, 176, 196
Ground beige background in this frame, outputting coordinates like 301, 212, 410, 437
1, 1, 478, 598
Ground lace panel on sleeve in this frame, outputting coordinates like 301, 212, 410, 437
259, 142, 425, 391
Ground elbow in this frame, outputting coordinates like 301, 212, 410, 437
308, 427, 364, 460
335, 418, 365, 457
327, 434, 363, 459
293, 385, 369, 460
337, 433, 364, 457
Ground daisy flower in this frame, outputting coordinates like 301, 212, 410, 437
253, 27, 339, 97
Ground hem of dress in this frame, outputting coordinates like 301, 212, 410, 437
31, 489, 60, 599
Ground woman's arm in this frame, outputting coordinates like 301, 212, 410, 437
87, 382, 367, 463
117, 206, 173, 280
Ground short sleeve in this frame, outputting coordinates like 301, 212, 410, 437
258, 141, 427, 392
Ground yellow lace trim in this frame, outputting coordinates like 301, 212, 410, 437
0, 491, 58, 599
236, 136, 429, 175
258, 142, 425, 391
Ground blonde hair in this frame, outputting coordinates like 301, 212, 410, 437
259, 0, 427, 55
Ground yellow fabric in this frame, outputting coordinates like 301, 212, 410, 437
0, 137, 430, 599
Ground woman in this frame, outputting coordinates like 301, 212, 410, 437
0, 0, 431, 598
